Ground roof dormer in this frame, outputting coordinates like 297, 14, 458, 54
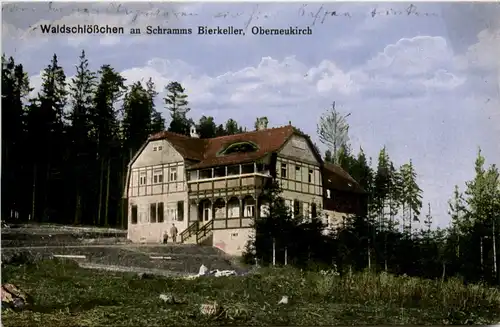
218, 141, 259, 156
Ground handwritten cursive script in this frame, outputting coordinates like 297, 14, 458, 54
2, 2, 439, 28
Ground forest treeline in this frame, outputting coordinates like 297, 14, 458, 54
2, 52, 500, 285
2, 51, 247, 228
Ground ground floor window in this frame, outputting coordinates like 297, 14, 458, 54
150, 203, 157, 223
157, 202, 164, 223
131, 205, 138, 224
311, 203, 317, 218
245, 205, 255, 217
203, 202, 211, 221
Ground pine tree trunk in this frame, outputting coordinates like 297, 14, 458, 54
492, 219, 498, 283
441, 262, 446, 282
31, 164, 37, 221
97, 157, 105, 226
104, 156, 111, 226
44, 161, 51, 222
74, 189, 82, 225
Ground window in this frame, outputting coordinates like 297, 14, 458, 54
281, 163, 287, 178
245, 205, 255, 217
326, 189, 331, 199
295, 165, 301, 180
168, 206, 177, 221
311, 203, 317, 218
203, 202, 211, 221
153, 169, 163, 184
150, 203, 157, 223
308, 169, 313, 183
131, 205, 138, 224
139, 172, 147, 185
157, 202, 164, 223
158, 146, 163, 151
260, 203, 269, 217
293, 200, 300, 218
303, 202, 310, 219
177, 201, 184, 221
153, 146, 158, 151
169, 167, 178, 181
286, 199, 293, 217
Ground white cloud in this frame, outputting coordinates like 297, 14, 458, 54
462, 28, 500, 71
28, 33, 467, 107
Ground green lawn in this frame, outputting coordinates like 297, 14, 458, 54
2, 259, 500, 326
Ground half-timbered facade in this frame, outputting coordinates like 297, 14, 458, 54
124, 124, 365, 255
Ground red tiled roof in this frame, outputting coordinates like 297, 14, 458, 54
148, 126, 296, 169
149, 131, 205, 161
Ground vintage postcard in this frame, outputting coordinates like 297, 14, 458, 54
2, 1, 500, 325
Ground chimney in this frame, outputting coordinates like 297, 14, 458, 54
256, 117, 268, 131
190, 125, 199, 138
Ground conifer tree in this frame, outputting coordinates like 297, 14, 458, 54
1, 55, 31, 220
68, 50, 96, 225
27, 53, 68, 222
91, 64, 126, 226
164, 81, 191, 135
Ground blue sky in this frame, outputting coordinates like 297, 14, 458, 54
2, 2, 499, 228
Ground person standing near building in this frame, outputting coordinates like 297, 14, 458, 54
170, 223, 178, 243
162, 230, 169, 244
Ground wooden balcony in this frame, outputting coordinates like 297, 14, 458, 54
187, 163, 272, 197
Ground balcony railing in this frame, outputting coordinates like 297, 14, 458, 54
187, 163, 271, 183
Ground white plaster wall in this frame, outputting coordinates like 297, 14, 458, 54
128, 193, 189, 243
213, 228, 254, 256
322, 210, 354, 230
132, 139, 184, 169
127, 139, 192, 243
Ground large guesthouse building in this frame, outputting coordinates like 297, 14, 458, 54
123, 124, 366, 255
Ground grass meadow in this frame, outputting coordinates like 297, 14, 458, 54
2, 259, 500, 326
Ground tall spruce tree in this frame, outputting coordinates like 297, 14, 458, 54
1, 55, 31, 220
27, 53, 68, 222
122, 81, 154, 158
68, 50, 96, 225
400, 160, 423, 237
164, 81, 191, 135
145, 78, 165, 134
90, 65, 126, 226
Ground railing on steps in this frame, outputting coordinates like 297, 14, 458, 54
180, 222, 198, 243
196, 220, 213, 244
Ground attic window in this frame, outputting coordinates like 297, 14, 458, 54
220, 141, 258, 156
